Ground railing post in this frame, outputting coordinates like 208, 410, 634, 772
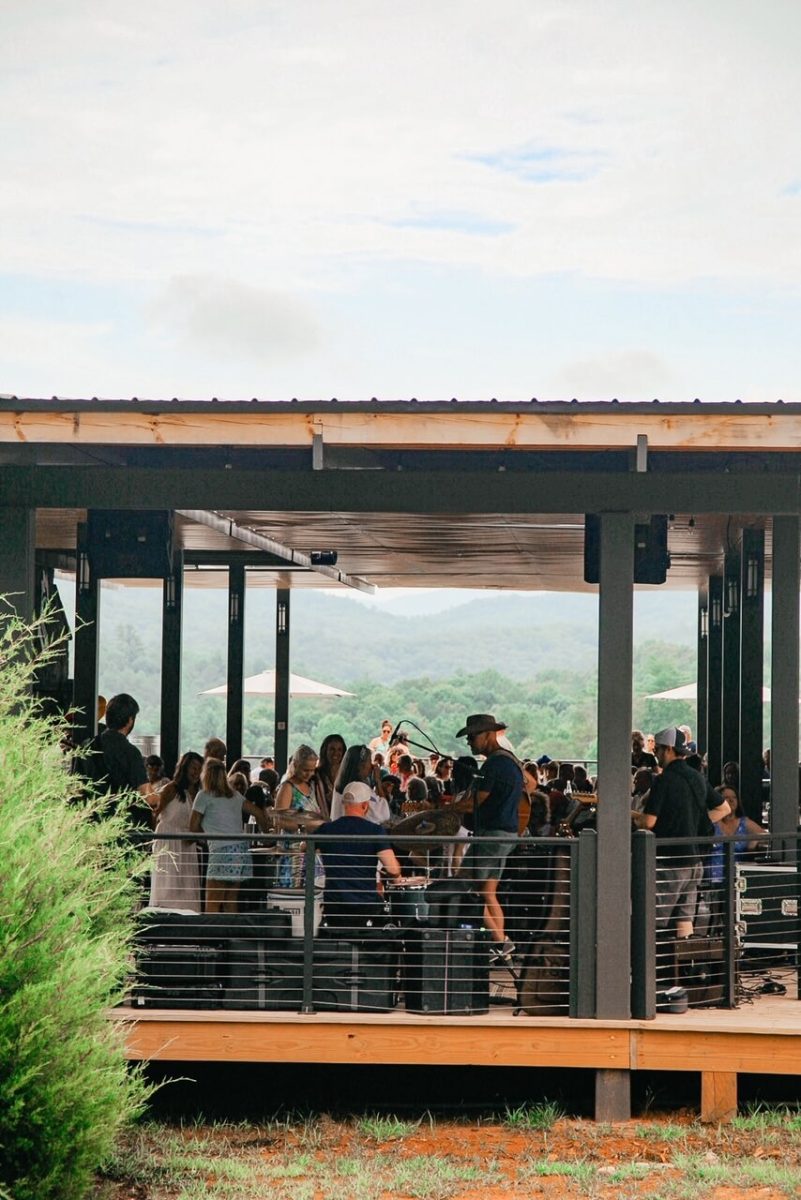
723, 839, 737, 1008
631, 830, 656, 1019
570, 830, 597, 1018
301, 835, 316, 1013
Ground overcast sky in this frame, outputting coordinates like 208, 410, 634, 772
2, 1, 800, 402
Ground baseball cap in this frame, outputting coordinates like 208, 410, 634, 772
653, 727, 688, 754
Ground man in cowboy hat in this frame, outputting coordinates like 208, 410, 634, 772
454, 713, 522, 963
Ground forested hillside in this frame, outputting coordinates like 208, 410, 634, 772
60, 583, 709, 760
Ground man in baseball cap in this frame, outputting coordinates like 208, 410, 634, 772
633, 727, 729, 938
454, 713, 521, 964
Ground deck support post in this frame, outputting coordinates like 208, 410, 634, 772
72, 522, 100, 748
701, 1071, 737, 1123
595, 511, 633, 1027
739, 528, 765, 824
595, 1069, 631, 1123
275, 588, 290, 775
225, 563, 246, 766
770, 516, 800, 857
706, 575, 724, 786
160, 552, 183, 777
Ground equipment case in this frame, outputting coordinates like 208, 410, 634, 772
735, 864, 799, 951
403, 927, 490, 1014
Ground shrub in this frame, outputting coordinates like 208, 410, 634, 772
0, 605, 149, 1200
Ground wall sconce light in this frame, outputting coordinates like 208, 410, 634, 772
746, 555, 760, 600
164, 573, 177, 613
725, 577, 739, 617
700, 606, 708, 638
229, 590, 241, 624
77, 548, 91, 596
711, 595, 722, 628
277, 600, 288, 635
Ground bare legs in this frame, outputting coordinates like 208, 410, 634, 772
205, 879, 240, 913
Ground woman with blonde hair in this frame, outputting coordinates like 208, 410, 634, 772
189, 757, 269, 913
274, 744, 325, 888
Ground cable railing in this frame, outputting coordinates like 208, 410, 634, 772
122, 828, 800, 1018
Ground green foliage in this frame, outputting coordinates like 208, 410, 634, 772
0, 606, 149, 1200
502, 1101, 564, 1131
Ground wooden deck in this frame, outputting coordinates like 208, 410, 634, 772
113, 983, 801, 1123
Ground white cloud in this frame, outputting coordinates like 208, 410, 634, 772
147, 275, 321, 362
2, 1, 801, 290
550, 351, 678, 401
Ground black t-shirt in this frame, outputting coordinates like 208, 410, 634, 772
99, 729, 148, 828
317, 815, 390, 909
632, 749, 658, 772
645, 759, 714, 859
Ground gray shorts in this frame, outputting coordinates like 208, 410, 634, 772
461, 830, 518, 882
655, 860, 702, 931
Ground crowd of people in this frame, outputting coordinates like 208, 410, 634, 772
77, 696, 771, 960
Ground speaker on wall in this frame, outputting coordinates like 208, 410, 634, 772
584, 514, 670, 585
87, 510, 175, 579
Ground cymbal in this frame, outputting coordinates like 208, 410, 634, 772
389, 808, 462, 848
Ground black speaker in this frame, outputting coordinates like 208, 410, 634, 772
584, 514, 669, 585
87, 510, 175, 579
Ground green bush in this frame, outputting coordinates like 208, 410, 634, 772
0, 606, 149, 1200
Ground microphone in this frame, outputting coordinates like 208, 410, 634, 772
388, 722, 403, 748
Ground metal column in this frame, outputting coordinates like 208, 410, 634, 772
739, 528, 765, 824
160, 552, 184, 777
697, 587, 709, 758
0, 508, 36, 625
594, 511, 633, 1118
274, 588, 291, 775
72, 522, 100, 748
225, 563, 246, 766
721, 549, 741, 773
706, 575, 724, 786
770, 516, 800, 849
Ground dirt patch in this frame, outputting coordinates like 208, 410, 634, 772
95, 1112, 801, 1199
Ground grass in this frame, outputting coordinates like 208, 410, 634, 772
502, 1100, 564, 1130
355, 1112, 422, 1140
731, 1101, 801, 1132
522, 1159, 596, 1183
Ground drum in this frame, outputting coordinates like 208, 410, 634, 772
385, 876, 430, 925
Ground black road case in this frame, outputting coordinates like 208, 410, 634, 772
403, 927, 490, 1014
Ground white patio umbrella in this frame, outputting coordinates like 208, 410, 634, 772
200, 669, 354, 699
646, 682, 772, 702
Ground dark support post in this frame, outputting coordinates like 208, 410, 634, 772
697, 587, 709, 758
275, 588, 291, 775
739, 528, 765, 824
595, 510, 633, 1119
631, 831, 656, 1020
160, 552, 183, 777
72, 522, 100, 748
721, 549, 741, 773
226, 564, 246, 766
0, 507, 36, 625
770, 516, 800, 855
707, 575, 724, 787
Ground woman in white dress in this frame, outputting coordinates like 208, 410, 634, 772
148, 751, 203, 912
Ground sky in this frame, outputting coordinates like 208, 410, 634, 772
2, 1, 801, 403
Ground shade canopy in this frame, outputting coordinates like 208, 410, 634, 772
201, 669, 354, 699
646, 682, 772, 702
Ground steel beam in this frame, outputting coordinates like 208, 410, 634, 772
706, 575, 724, 786
3, 466, 801, 515
72, 522, 100, 748
0, 507, 36, 625
595, 510, 633, 1021
275, 588, 290, 775
739, 528, 765, 823
697, 586, 709, 758
226, 564, 246, 766
160, 554, 183, 776
770, 516, 800, 850
722, 550, 741, 773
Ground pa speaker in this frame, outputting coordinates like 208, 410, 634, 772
87, 510, 175, 579
584, 514, 670, 585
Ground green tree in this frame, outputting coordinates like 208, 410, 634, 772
0, 606, 149, 1200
